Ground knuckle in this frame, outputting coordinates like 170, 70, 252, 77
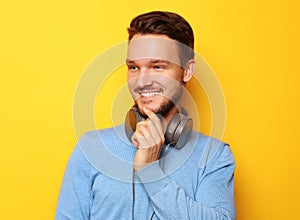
152, 116, 160, 123
136, 121, 149, 130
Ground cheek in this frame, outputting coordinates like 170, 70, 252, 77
160, 74, 183, 89
127, 72, 135, 81
127, 75, 136, 88
127, 81, 135, 97
163, 68, 184, 83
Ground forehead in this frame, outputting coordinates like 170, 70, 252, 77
127, 34, 181, 66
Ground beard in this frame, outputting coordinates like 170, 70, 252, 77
134, 85, 183, 118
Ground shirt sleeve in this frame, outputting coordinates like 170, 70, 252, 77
135, 144, 236, 220
55, 144, 93, 220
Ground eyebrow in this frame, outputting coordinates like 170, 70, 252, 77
126, 59, 172, 65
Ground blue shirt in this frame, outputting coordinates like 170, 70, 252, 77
56, 124, 235, 219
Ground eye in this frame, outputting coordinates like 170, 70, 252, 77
153, 65, 166, 70
128, 65, 138, 71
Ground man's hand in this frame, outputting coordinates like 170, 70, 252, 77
132, 107, 165, 171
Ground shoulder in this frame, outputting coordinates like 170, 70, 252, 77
80, 127, 115, 142
71, 127, 118, 168
192, 131, 234, 169
73, 124, 135, 182
79, 124, 130, 146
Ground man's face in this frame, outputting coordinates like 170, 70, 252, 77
126, 34, 186, 117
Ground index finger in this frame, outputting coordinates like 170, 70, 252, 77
143, 107, 158, 120
143, 107, 165, 134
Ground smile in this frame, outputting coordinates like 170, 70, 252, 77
140, 91, 162, 97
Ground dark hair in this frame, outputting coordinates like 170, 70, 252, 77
127, 11, 195, 66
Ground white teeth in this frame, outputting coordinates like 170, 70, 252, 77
141, 92, 161, 97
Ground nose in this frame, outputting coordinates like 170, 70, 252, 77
135, 67, 153, 88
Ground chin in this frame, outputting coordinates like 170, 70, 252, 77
138, 103, 156, 113
134, 101, 156, 114
135, 99, 175, 117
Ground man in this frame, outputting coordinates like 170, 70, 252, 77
56, 11, 235, 220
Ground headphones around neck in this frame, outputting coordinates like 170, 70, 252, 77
125, 107, 193, 149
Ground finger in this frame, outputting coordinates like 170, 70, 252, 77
131, 134, 139, 147
135, 120, 165, 151
134, 129, 155, 149
135, 121, 155, 147
136, 120, 151, 132
142, 106, 156, 119
132, 121, 149, 146
143, 107, 165, 135
135, 121, 153, 148
137, 119, 163, 146
148, 120, 165, 145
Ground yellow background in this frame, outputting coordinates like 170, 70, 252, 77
1, 0, 299, 219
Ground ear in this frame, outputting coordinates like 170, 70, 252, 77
183, 59, 196, 83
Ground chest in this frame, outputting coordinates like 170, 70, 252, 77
90, 173, 154, 219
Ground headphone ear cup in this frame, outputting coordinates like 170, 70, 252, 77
165, 114, 193, 149
125, 107, 144, 141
